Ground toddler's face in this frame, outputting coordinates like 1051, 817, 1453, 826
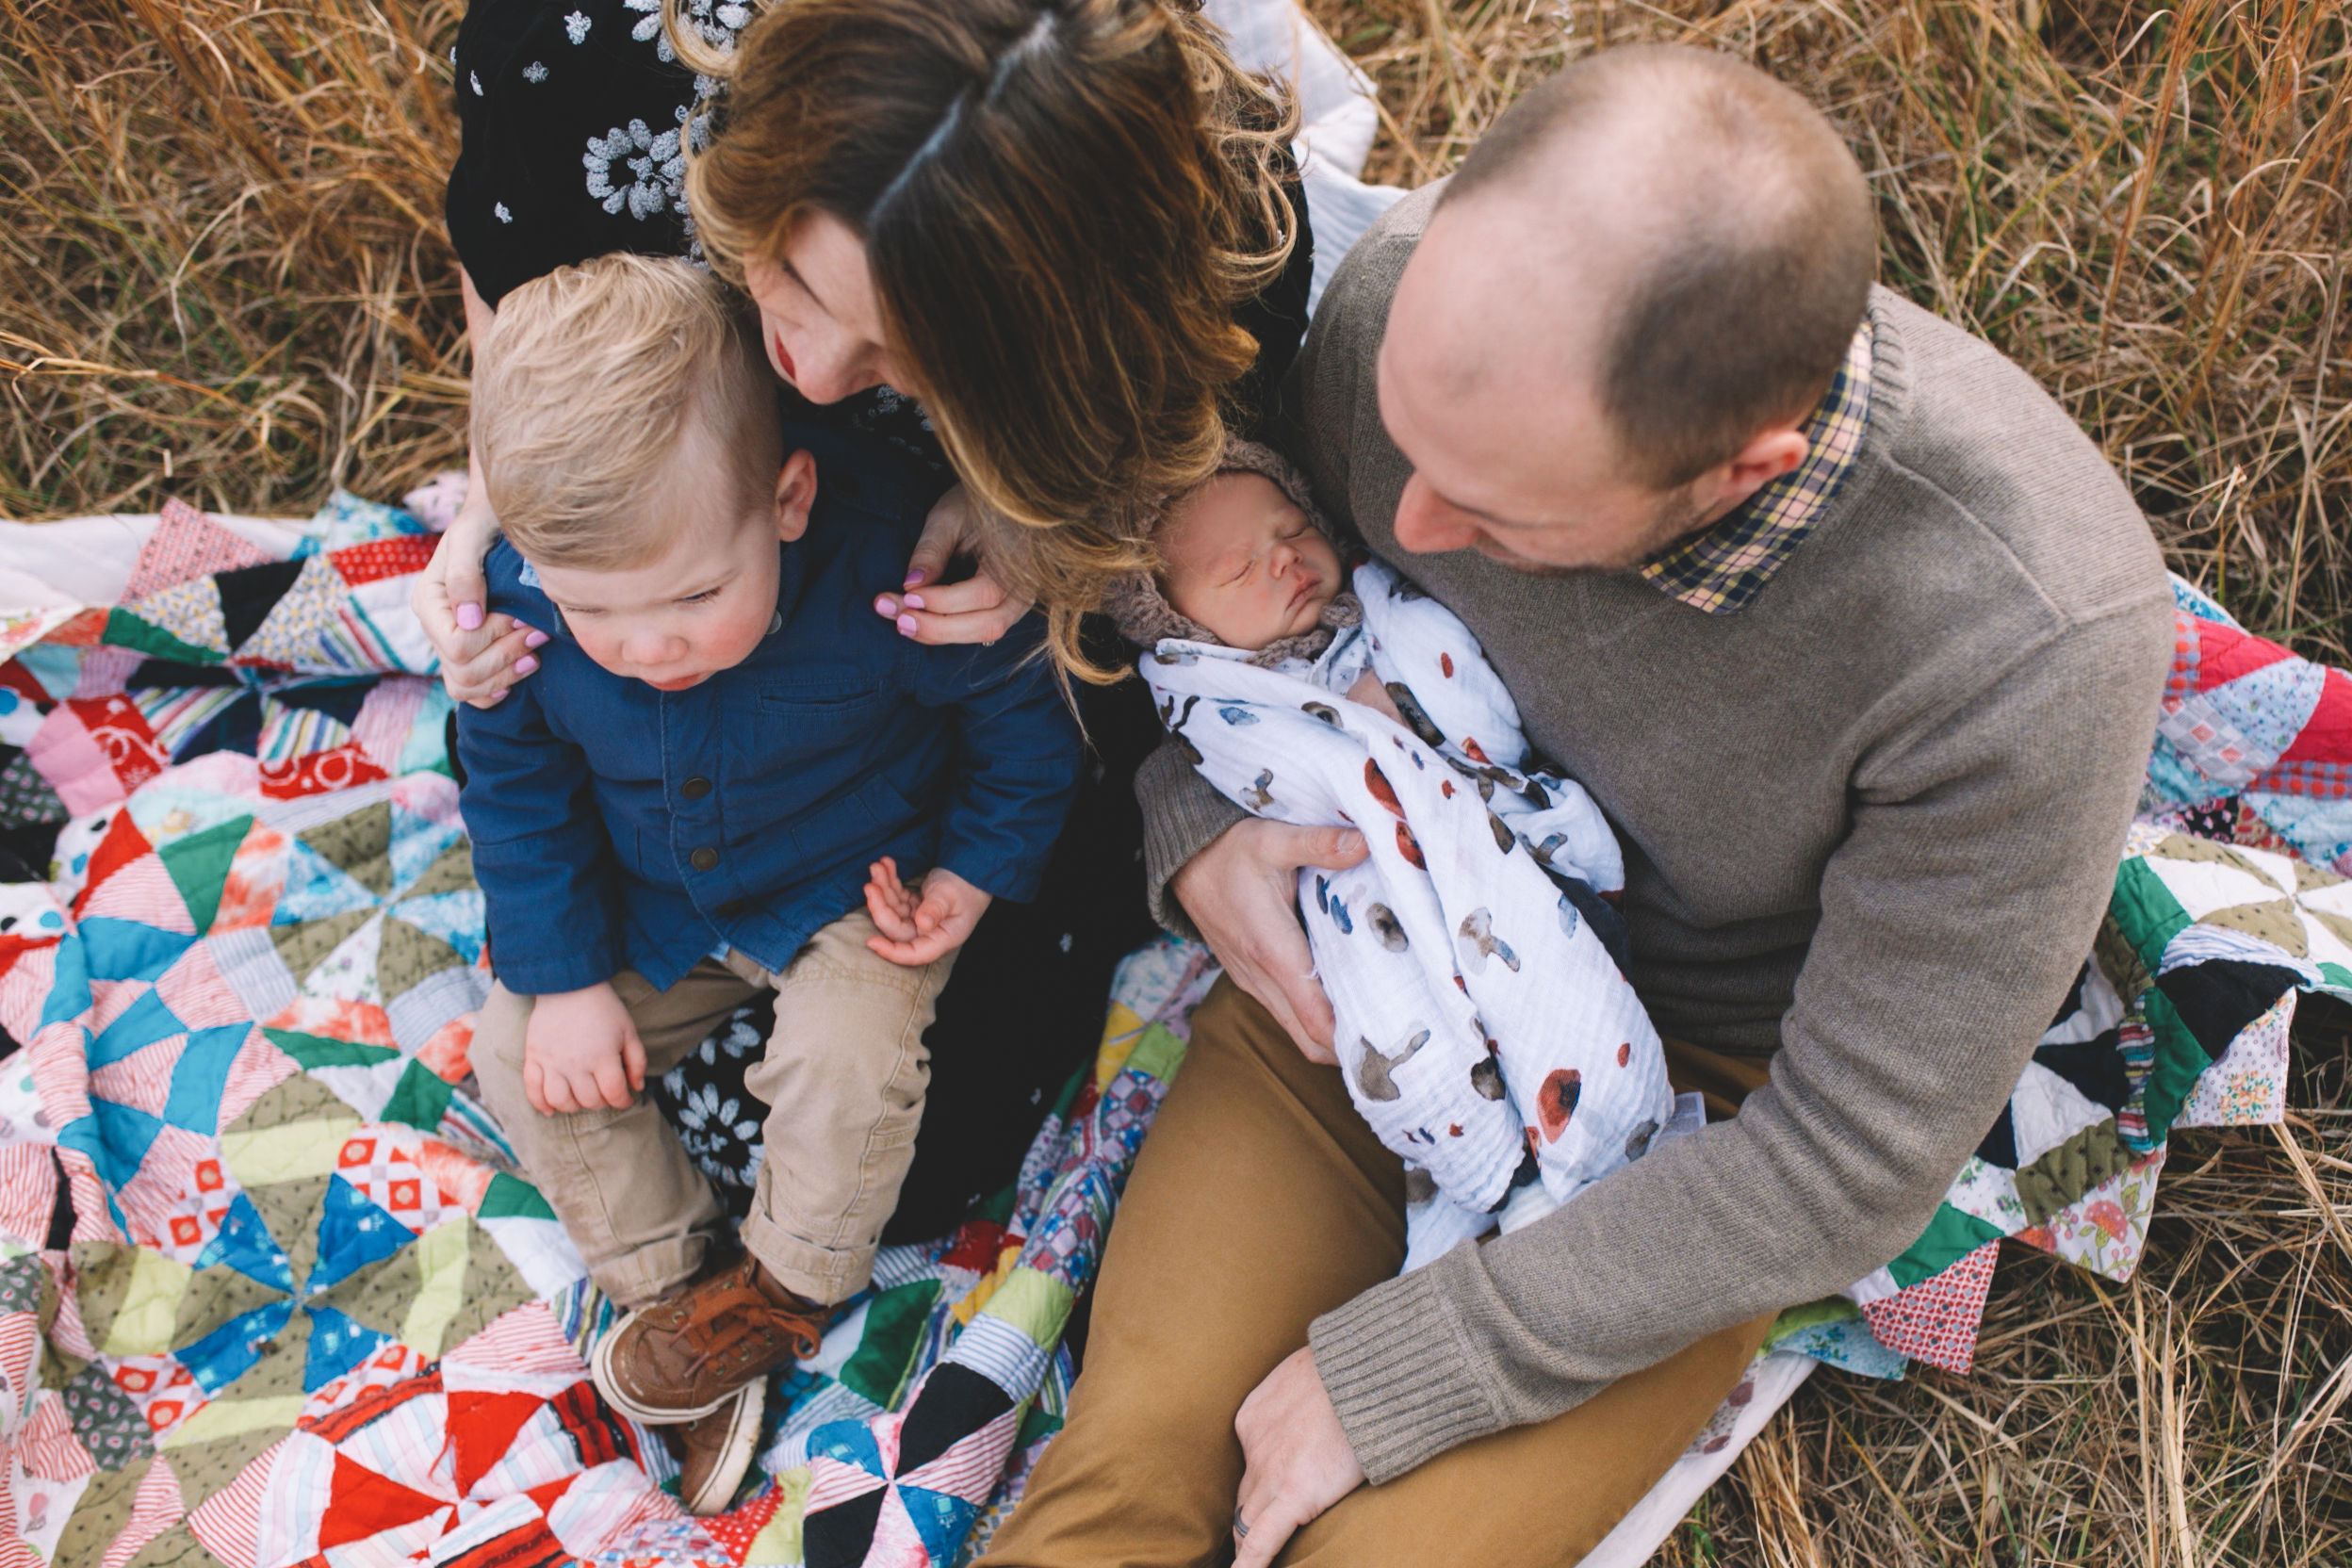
1157, 472, 1343, 652
531, 448, 817, 692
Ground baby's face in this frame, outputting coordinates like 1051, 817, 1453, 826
1157, 472, 1343, 651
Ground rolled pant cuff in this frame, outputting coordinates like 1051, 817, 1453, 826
740, 1210, 874, 1307
594, 1233, 712, 1310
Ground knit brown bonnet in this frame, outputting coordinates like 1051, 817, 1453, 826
1101, 438, 1362, 666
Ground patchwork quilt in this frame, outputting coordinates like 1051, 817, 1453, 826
0, 494, 2339, 1566
0, 494, 1221, 1568
1792, 577, 2352, 1379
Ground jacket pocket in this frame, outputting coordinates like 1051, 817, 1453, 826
751, 684, 890, 749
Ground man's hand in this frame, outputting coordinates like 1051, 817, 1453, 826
864, 858, 992, 965
1171, 819, 1366, 1064
1232, 1347, 1366, 1567
522, 982, 645, 1115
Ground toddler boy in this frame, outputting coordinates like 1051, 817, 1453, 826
456, 254, 1081, 1512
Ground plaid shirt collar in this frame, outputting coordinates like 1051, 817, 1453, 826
1636, 319, 1875, 614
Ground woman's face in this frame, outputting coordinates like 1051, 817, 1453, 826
742, 212, 904, 406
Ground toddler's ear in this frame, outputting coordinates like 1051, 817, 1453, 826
774, 449, 819, 544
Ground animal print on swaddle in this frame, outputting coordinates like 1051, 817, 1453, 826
1144, 559, 1676, 1253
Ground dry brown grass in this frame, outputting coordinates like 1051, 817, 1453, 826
3, 0, 2348, 1561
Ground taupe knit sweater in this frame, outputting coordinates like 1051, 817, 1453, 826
1135, 185, 2176, 1483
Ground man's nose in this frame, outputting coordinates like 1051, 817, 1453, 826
1392, 473, 1481, 555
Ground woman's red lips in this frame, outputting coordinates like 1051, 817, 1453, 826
771, 332, 798, 384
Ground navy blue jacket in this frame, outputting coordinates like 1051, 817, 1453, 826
455, 426, 1084, 995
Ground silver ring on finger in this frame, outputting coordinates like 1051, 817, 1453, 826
1233, 1507, 1250, 1541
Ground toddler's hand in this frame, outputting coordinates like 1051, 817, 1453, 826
522, 981, 646, 1116
863, 858, 991, 966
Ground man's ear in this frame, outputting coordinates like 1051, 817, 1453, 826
774, 449, 819, 544
1700, 425, 1810, 514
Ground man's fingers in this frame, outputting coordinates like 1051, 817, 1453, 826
1235, 955, 1339, 1062
1232, 1493, 1306, 1568
523, 1060, 549, 1118
623, 1032, 646, 1095
592, 1057, 630, 1110
1282, 823, 1369, 872
540, 1071, 580, 1116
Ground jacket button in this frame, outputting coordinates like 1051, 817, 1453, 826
682, 776, 712, 800
690, 848, 719, 872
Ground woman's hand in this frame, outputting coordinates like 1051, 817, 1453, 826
1170, 819, 1367, 1064
418, 264, 548, 708
413, 495, 546, 707
872, 482, 1035, 645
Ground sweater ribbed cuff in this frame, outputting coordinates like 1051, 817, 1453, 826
1135, 741, 1247, 941
1309, 1264, 1505, 1485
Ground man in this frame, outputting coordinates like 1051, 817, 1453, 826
981, 44, 2173, 1568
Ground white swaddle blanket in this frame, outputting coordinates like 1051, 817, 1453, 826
1143, 559, 1687, 1266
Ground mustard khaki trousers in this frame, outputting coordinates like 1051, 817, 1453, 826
978, 978, 1775, 1568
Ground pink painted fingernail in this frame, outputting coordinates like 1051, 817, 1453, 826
874, 595, 897, 617
904, 567, 928, 588
514, 655, 540, 676
456, 602, 484, 631
902, 594, 925, 610
896, 614, 919, 636
524, 629, 549, 649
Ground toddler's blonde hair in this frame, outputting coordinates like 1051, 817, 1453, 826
471, 253, 779, 570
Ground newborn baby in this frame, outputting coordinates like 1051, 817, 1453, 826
1111, 443, 1693, 1268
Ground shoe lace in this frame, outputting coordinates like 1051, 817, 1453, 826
676, 1276, 823, 1376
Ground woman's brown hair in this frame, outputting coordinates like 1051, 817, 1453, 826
673, 0, 1298, 681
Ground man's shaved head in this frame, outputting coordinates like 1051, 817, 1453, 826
1434, 45, 1874, 488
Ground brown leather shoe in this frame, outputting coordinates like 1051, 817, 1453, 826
592, 1254, 826, 1424
667, 1380, 766, 1516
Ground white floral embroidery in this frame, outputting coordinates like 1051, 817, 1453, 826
469, 70, 483, 95
583, 109, 688, 220
523, 60, 548, 83
623, 0, 748, 64
495, 202, 514, 223
564, 9, 592, 44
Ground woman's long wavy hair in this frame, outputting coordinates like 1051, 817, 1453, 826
673, 0, 1298, 681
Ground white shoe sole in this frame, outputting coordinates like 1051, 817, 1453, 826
591, 1307, 738, 1425
679, 1380, 766, 1517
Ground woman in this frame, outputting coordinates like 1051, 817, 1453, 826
425, 0, 1318, 1233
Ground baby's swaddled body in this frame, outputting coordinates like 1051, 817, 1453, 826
1143, 556, 1687, 1266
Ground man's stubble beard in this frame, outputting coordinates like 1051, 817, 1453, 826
1474, 482, 1717, 579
